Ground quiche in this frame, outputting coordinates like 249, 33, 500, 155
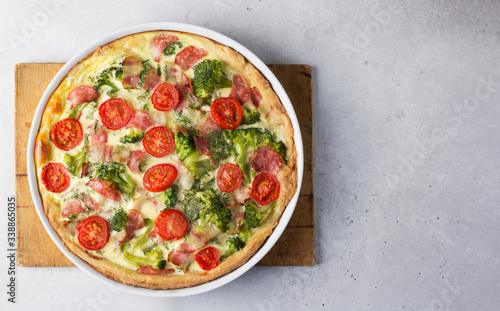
34, 30, 298, 289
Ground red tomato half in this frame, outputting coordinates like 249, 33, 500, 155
216, 163, 243, 193
41, 162, 71, 193
151, 82, 179, 111
99, 98, 132, 130
210, 97, 243, 130
251, 172, 280, 206
143, 163, 178, 192
155, 209, 188, 241
195, 247, 219, 271
142, 126, 175, 158
50, 118, 83, 151
76, 215, 109, 251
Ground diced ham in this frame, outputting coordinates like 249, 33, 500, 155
83, 194, 99, 212
124, 209, 145, 242
164, 63, 197, 110
125, 110, 154, 131
151, 33, 179, 62
198, 117, 221, 135
88, 122, 108, 145
61, 200, 85, 218
174, 46, 208, 70
178, 233, 208, 254
122, 52, 142, 89
85, 144, 114, 162
229, 74, 250, 104
86, 178, 121, 202
127, 149, 147, 174
168, 250, 190, 266
143, 68, 162, 91
68, 86, 98, 108
250, 146, 283, 175
137, 266, 175, 275
250, 87, 262, 108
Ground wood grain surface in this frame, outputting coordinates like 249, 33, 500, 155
15, 63, 314, 267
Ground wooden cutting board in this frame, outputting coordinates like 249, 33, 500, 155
15, 63, 314, 267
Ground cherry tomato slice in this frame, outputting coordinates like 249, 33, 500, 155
50, 118, 83, 151
210, 97, 243, 130
217, 163, 243, 193
155, 209, 188, 241
143, 163, 178, 192
76, 215, 109, 251
98, 98, 132, 130
251, 172, 280, 206
142, 126, 175, 158
151, 82, 179, 111
195, 247, 219, 271
41, 162, 71, 193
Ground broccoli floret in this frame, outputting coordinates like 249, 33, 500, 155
201, 201, 232, 232
119, 128, 144, 144
238, 223, 252, 242
244, 203, 262, 228
94, 67, 121, 96
110, 208, 128, 232
174, 132, 196, 161
158, 184, 178, 211
89, 162, 135, 195
64, 150, 87, 177
221, 235, 246, 262
181, 187, 230, 232
206, 130, 233, 163
139, 60, 154, 88
226, 128, 288, 182
241, 107, 261, 125
192, 59, 232, 98
122, 245, 166, 270
183, 151, 216, 177
163, 41, 183, 56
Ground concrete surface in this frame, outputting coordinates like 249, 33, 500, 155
1, 0, 499, 310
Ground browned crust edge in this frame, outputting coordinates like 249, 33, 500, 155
36, 30, 299, 289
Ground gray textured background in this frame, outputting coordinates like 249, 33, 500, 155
1, 1, 499, 310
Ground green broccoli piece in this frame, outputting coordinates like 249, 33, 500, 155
122, 245, 166, 270
174, 132, 196, 161
181, 187, 230, 232
110, 208, 128, 232
139, 60, 154, 88
244, 203, 262, 228
68, 101, 92, 119
202, 202, 231, 232
206, 130, 233, 163
89, 162, 135, 195
241, 107, 261, 125
238, 223, 252, 242
192, 59, 232, 98
221, 235, 246, 262
226, 128, 288, 182
183, 150, 216, 177
158, 184, 178, 211
119, 128, 144, 144
163, 41, 183, 56
94, 67, 121, 96
64, 150, 87, 177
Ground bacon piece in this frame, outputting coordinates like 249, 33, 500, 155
127, 149, 147, 174
68, 86, 98, 108
88, 122, 108, 145
124, 209, 145, 242
85, 144, 114, 162
250, 146, 283, 175
122, 52, 142, 89
61, 200, 85, 218
178, 232, 209, 254
148, 230, 165, 244
137, 266, 175, 275
224, 184, 252, 208
83, 194, 99, 212
143, 68, 162, 91
164, 63, 197, 110
125, 110, 154, 131
250, 87, 262, 108
194, 136, 211, 157
229, 74, 250, 104
151, 33, 179, 62
174, 46, 208, 70
168, 250, 190, 266
86, 178, 121, 202
198, 117, 221, 135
